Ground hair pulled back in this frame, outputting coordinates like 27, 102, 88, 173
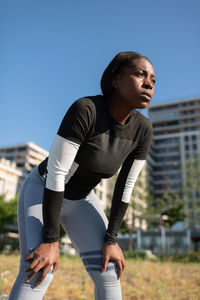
101, 51, 152, 98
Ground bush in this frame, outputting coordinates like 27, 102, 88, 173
124, 249, 147, 259
158, 251, 200, 263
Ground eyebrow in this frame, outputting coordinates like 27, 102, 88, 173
128, 65, 156, 79
139, 68, 156, 79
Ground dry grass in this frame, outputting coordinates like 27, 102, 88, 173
0, 254, 200, 300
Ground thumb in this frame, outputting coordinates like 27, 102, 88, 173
102, 256, 109, 272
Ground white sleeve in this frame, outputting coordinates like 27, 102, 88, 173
121, 159, 145, 203
45, 134, 80, 192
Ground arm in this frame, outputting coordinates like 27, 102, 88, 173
43, 98, 95, 242
26, 98, 95, 285
104, 158, 146, 245
105, 119, 152, 245
102, 120, 152, 276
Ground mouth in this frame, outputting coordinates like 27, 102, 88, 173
140, 92, 152, 102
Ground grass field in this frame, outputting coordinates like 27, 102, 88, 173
0, 254, 200, 300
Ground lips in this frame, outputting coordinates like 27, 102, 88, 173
140, 92, 152, 102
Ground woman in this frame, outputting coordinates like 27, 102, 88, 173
9, 51, 156, 300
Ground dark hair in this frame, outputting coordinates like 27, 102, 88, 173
101, 51, 152, 98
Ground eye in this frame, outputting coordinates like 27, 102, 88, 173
135, 71, 144, 77
151, 78, 156, 85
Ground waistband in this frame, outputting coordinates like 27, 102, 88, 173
38, 157, 48, 176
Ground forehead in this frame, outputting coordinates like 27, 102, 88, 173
131, 58, 155, 75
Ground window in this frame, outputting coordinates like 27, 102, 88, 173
155, 146, 179, 153
156, 156, 180, 162
154, 165, 179, 171
192, 135, 197, 141
155, 138, 179, 145
185, 145, 189, 151
17, 147, 26, 152
193, 144, 197, 150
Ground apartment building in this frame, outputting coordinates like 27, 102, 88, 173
95, 163, 149, 231
0, 142, 114, 208
0, 158, 23, 201
0, 141, 148, 229
148, 97, 200, 228
0, 142, 49, 176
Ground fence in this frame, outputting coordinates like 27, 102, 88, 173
118, 229, 200, 255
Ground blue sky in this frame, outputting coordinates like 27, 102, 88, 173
1, 0, 200, 151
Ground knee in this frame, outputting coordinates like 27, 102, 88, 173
90, 262, 120, 287
28, 269, 54, 290
21, 261, 54, 289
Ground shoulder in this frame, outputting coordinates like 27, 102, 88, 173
69, 95, 105, 116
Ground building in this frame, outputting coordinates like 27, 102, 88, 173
94, 177, 115, 210
95, 163, 149, 231
0, 142, 49, 199
0, 142, 49, 177
0, 142, 115, 208
0, 141, 149, 229
148, 97, 200, 229
125, 162, 148, 231
0, 158, 23, 201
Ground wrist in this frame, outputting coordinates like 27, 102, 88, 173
43, 241, 59, 247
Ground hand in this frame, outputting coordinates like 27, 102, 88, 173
25, 242, 59, 287
102, 243, 125, 278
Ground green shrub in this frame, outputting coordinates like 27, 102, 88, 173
124, 249, 147, 259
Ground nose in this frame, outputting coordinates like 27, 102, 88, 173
143, 78, 154, 89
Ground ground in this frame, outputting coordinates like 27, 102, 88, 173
0, 254, 200, 300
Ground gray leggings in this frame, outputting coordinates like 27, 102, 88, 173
9, 167, 122, 300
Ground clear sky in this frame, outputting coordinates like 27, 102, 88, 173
1, 0, 200, 151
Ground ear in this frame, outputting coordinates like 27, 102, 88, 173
111, 74, 120, 89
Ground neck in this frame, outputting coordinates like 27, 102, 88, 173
108, 96, 135, 125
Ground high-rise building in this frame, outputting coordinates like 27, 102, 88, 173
148, 97, 200, 229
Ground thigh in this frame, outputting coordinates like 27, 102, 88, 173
18, 167, 45, 260
60, 190, 108, 254
9, 168, 53, 299
60, 190, 122, 300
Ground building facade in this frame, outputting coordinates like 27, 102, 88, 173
148, 97, 200, 229
0, 142, 49, 177
0, 158, 23, 201
0, 141, 148, 230
0, 142, 49, 199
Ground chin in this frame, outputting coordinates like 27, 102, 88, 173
137, 102, 149, 109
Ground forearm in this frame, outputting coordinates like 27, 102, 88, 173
105, 159, 145, 245
42, 136, 80, 242
104, 201, 129, 245
43, 188, 64, 242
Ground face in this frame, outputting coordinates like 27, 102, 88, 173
112, 58, 156, 110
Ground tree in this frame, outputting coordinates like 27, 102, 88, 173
0, 194, 18, 233
182, 152, 200, 229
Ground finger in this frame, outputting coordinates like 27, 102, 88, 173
25, 260, 46, 281
116, 260, 123, 278
121, 256, 125, 271
35, 265, 51, 287
26, 252, 34, 261
25, 258, 40, 272
52, 260, 59, 273
102, 256, 109, 272
122, 260, 125, 271
25, 270, 35, 281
